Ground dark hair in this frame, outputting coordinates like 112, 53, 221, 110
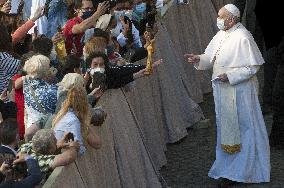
21, 51, 38, 63
0, 101, 17, 121
32, 35, 53, 56
93, 28, 109, 42
90, 108, 107, 126
14, 34, 32, 56
123, 16, 134, 47
74, 0, 93, 9
0, 118, 18, 145
62, 55, 82, 75
0, 24, 13, 53
86, 52, 109, 67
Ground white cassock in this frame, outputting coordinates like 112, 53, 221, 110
195, 22, 270, 183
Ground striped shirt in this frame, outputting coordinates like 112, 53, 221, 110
0, 52, 21, 94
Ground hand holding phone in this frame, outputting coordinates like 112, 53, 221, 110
65, 132, 74, 142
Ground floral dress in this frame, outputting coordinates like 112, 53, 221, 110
23, 78, 57, 128
19, 142, 55, 173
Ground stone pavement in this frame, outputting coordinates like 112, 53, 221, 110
160, 93, 284, 188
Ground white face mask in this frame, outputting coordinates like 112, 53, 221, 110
217, 17, 226, 30
90, 68, 105, 75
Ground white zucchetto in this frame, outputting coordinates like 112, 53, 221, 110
224, 4, 240, 18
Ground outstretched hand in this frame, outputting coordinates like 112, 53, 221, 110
184, 53, 200, 64
152, 59, 162, 70
0, 1, 11, 13
31, 6, 45, 22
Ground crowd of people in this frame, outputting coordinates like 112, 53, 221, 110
0, 0, 283, 187
0, 0, 164, 186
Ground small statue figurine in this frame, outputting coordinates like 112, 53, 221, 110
144, 33, 155, 75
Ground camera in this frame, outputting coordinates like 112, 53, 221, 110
65, 132, 74, 141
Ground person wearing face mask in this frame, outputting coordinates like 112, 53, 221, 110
186, 4, 269, 187
86, 52, 157, 89
63, 0, 109, 57
85, 52, 164, 187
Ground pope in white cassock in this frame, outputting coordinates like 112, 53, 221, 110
186, 4, 270, 186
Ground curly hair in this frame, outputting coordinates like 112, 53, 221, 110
85, 51, 109, 68
23, 54, 50, 79
32, 129, 56, 155
32, 35, 53, 57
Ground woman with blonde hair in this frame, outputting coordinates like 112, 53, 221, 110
52, 75, 102, 155
25, 73, 102, 140
23, 54, 57, 141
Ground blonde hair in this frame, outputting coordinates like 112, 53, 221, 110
23, 55, 50, 79
84, 37, 107, 59
52, 87, 91, 138
58, 73, 85, 91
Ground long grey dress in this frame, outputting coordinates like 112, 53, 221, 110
86, 89, 163, 188
159, 0, 221, 101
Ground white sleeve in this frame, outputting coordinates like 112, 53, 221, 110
156, 0, 164, 8
117, 33, 127, 47
194, 54, 213, 70
226, 65, 260, 85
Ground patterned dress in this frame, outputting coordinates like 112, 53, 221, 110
19, 142, 55, 173
23, 78, 57, 128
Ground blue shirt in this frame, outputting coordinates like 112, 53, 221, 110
46, 0, 68, 38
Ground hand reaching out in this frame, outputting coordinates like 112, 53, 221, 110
94, 1, 109, 18
184, 53, 200, 64
0, 162, 11, 175
52, 32, 64, 45
31, 6, 45, 22
152, 59, 162, 70
0, 1, 11, 13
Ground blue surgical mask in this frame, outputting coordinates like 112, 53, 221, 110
81, 10, 94, 20
135, 3, 146, 14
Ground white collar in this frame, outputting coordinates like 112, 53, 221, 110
226, 22, 241, 34
1, 144, 17, 156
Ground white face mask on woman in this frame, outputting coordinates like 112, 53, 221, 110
90, 68, 105, 75
216, 17, 226, 30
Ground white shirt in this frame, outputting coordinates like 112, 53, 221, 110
199, 23, 264, 68
54, 110, 86, 155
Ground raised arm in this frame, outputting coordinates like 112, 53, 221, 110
12, 7, 44, 44
72, 2, 109, 34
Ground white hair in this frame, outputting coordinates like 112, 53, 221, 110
57, 73, 85, 91
23, 55, 50, 79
